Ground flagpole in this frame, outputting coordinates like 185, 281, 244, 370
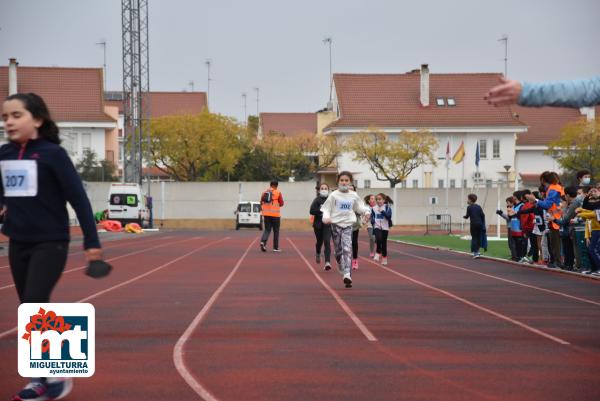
460, 153, 465, 233
445, 141, 450, 215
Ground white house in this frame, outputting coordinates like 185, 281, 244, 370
321, 65, 529, 189
0, 58, 118, 166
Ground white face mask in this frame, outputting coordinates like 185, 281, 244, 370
582, 177, 591, 185
338, 185, 349, 192
319, 190, 329, 197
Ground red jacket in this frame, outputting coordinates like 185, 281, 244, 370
520, 202, 535, 234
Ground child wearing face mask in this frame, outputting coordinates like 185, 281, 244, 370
371, 193, 393, 265
321, 171, 371, 288
364, 194, 377, 258
310, 183, 332, 270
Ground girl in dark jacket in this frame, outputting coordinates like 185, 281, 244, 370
309, 183, 332, 270
2, 93, 104, 401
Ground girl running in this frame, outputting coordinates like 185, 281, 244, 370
364, 194, 376, 258
372, 193, 393, 265
309, 183, 332, 270
321, 172, 371, 288
348, 184, 361, 270
2, 93, 104, 401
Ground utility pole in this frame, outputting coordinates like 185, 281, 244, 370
498, 34, 508, 77
205, 59, 212, 107
96, 40, 107, 89
253, 87, 259, 116
242, 92, 247, 124
323, 37, 333, 107
188, 80, 195, 92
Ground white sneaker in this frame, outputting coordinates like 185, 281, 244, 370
374, 253, 381, 262
343, 273, 352, 288
381, 257, 388, 266
273, 248, 282, 252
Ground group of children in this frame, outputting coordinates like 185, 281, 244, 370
309, 171, 393, 288
496, 170, 600, 275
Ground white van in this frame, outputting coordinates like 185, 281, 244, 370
107, 183, 150, 227
235, 201, 262, 230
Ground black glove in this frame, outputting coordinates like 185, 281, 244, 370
86, 260, 113, 279
495, 210, 503, 215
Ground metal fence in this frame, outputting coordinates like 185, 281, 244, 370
425, 214, 452, 235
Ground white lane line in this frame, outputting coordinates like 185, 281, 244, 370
360, 256, 570, 345
173, 237, 258, 401
289, 238, 377, 342
386, 244, 600, 307
0, 237, 230, 340
0, 236, 200, 291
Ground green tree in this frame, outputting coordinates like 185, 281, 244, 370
345, 128, 438, 188
76, 149, 117, 182
148, 111, 245, 181
546, 119, 600, 182
247, 115, 259, 137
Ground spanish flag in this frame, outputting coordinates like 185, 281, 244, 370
452, 141, 465, 164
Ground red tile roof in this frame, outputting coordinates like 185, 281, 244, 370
260, 112, 317, 137
105, 91, 207, 118
327, 72, 525, 129
0, 66, 114, 123
512, 105, 585, 146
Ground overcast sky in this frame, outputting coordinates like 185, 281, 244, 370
1, 0, 599, 121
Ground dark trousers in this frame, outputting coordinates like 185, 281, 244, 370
9, 240, 69, 303
352, 229, 359, 259
574, 230, 592, 270
513, 236, 527, 259
560, 235, 574, 268
507, 229, 517, 260
313, 223, 332, 263
374, 229, 389, 257
549, 228, 562, 266
528, 233, 539, 262
261, 216, 281, 249
589, 231, 600, 272
470, 224, 482, 253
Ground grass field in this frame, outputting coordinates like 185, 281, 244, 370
390, 234, 511, 259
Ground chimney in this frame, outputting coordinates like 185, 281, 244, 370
420, 63, 429, 107
8, 58, 18, 95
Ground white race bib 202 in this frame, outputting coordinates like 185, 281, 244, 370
0, 160, 38, 197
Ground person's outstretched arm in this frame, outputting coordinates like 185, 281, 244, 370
486, 76, 600, 108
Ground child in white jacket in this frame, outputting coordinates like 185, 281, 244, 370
321, 171, 371, 288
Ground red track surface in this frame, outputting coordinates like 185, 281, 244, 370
1, 231, 599, 401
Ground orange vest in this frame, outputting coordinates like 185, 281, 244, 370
261, 188, 282, 217
548, 183, 564, 230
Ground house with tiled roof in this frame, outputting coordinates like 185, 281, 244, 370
0, 58, 118, 167
258, 112, 317, 138
513, 105, 594, 186
322, 64, 529, 189
104, 90, 208, 178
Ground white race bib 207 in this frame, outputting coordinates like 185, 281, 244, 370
0, 160, 38, 197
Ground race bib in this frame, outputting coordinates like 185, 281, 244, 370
0, 160, 38, 197
336, 199, 353, 212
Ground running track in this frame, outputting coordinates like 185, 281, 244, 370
0, 230, 599, 401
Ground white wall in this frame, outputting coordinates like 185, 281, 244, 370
84, 181, 513, 227
337, 131, 517, 189
515, 148, 561, 175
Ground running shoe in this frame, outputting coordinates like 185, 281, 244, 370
369, 252, 375, 258
316, 254, 321, 264
591, 271, 600, 277
260, 242, 266, 252
381, 257, 388, 266
352, 259, 358, 270
324, 262, 332, 271
581, 269, 592, 275
273, 248, 282, 252
343, 273, 352, 288
12, 379, 47, 401
46, 378, 73, 400
374, 253, 381, 262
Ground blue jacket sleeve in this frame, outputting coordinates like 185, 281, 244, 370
51, 148, 101, 249
536, 189, 561, 211
518, 76, 600, 108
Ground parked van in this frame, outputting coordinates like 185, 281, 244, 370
235, 201, 262, 230
107, 183, 150, 227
